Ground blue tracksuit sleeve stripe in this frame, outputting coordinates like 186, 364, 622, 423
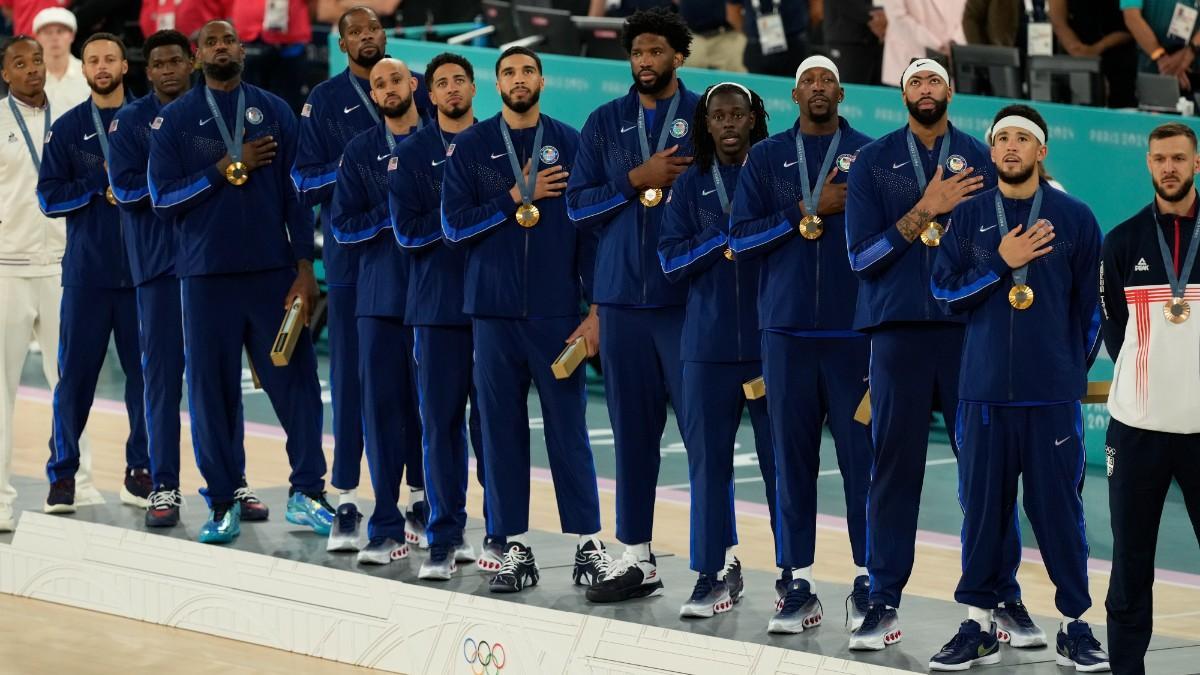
565, 110, 635, 230
658, 231, 727, 277
148, 164, 214, 209
148, 112, 224, 219
106, 107, 153, 211
846, 149, 907, 278
657, 170, 726, 282
36, 115, 102, 216
291, 94, 339, 207
930, 215, 1005, 314
290, 165, 338, 194
440, 140, 513, 247
729, 150, 799, 257
389, 143, 444, 250
330, 146, 390, 245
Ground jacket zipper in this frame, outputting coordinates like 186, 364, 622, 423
734, 256, 743, 360
1007, 305, 1014, 400
814, 240, 822, 328
924, 244, 932, 320
522, 229, 529, 317
640, 206, 647, 303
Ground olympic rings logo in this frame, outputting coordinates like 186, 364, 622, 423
463, 637, 506, 674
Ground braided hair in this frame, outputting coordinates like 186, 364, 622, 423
692, 82, 769, 175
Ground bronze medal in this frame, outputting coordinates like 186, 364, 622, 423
515, 203, 540, 228
639, 187, 663, 207
225, 161, 249, 186
798, 214, 824, 240
1165, 298, 1191, 323
105, 186, 116, 205
1008, 284, 1034, 310
920, 221, 944, 247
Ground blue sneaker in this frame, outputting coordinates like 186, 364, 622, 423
285, 491, 334, 536
768, 579, 823, 634
929, 619, 1001, 671
198, 502, 241, 544
1056, 620, 1110, 672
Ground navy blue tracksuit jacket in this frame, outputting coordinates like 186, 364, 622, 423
441, 111, 601, 538
658, 161, 777, 574
729, 117, 874, 571
932, 183, 1101, 616
565, 82, 699, 546
38, 96, 146, 484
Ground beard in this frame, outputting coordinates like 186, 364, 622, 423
349, 45, 383, 70
87, 74, 122, 96
804, 96, 834, 124
501, 87, 540, 114
906, 96, 948, 126
1154, 174, 1195, 202
380, 94, 413, 119
203, 59, 243, 82
998, 162, 1036, 185
632, 66, 673, 95
440, 102, 470, 119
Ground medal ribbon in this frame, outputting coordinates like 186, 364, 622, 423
89, 98, 124, 168
1152, 202, 1200, 299
795, 128, 842, 217
348, 71, 381, 125
9, 95, 49, 172
499, 117, 544, 207
993, 188, 1043, 289
709, 162, 732, 214
636, 89, 681, 163
204, 86, 246, 166
906, 127, 952, 194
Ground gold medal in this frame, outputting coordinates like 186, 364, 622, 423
798, 214, 824, 240
225, 161, 249, 186
920, 222, 944, 247
1008, 284, 1034, 310
105, 186, 116, 205
515, 203, 540, 228
639, 187, 663, 207
724, 248, 735, 261
1165, 298, 1191, 323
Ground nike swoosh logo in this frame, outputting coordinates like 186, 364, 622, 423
893, 161, 910, 169
199, 117, 213, 126
431, 159, 446, 166
491, 152, 508, 159
377, 153, 390, 161
620, 125, 638, 133
1055, 437, 1069, 446
344, 105, 361, 114
980, 224, 997, 232
83, 132, 98, 140
783, 160, 798, 168
702, 188, 717, 196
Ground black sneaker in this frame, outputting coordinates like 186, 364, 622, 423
489, 542, 539, 593
235, 480, 269, 521
586, 551, 663, 603
994, 600, 1047, 648
929, 619, 1001, 671
1056, 620, 1110, 672
145, 488, 182, 527
44, 478, 76, 514
846, 574, 870, 631
722, 557, 745, 603
572, 538, 611, 586
120, 467, 152, 508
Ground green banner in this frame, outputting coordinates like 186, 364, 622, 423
335, 37, 1193, 465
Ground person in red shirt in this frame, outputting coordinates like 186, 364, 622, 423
0, 0, 70, 36
228, 0, 311, 113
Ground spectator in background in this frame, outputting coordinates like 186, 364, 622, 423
962, 0, 1040, 47
728, 0, 809, 75
32, 7, 88, 108
230, 0, 312, 113
680, 0, 747, 71
826, 0, 885, 84
0, 0, 69, 37
141, 0, 226, 40
314, 0, 400, 26
1050, 0, 1135, 107
880, 0, 966, 86
1122, 0, 1200, 91
70, 0, 140, 45
589, 0, 673, 17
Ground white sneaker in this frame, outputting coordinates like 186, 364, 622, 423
357, 537, 409, 565
0, 502, 14, 532
74, 482, 106, 506
453, 542, 477, 563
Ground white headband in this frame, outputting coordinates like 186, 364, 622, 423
900, 59, 950, 87
795, 56, 840, 85
705, 81, 753, 106
986, 115, 1046, 146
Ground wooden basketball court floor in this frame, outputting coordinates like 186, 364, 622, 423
1, 352, 1198, 674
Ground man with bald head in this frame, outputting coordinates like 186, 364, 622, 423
147, 19, 332, 545
292, 7, 434, 553
327, 56, 427, 564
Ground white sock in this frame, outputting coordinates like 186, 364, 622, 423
795, 565, 815, 591
1062, 616, 1078, 631
627, 542, 651, 560
724, 546, 737, 567
856, 566, 868, 578
409, 487, 425, 504
968, 606, 992, 625
337, 490, 357, 507
578, 533, 601, 548
509, 532, 528, 545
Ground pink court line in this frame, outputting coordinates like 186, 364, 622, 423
19, 386, 1200, 590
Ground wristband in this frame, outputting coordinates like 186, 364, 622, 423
1151, 47, 1166, 61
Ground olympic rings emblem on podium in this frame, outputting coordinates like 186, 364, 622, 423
463, 637, 507, 674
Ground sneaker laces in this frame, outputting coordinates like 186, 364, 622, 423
779, 583, 813, 615
149, 490, 181, 510
605, 550, 640, 580
310, 492, 334, 512
1003, 601, 1037, 630
939, 625, 978, 653
580, 545, 612, 577
497, 546, 529, 576
1069, 624, 1102, 652
688, 574, 717, 603
858, 604, 888, 632
233, 486, 261, 503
